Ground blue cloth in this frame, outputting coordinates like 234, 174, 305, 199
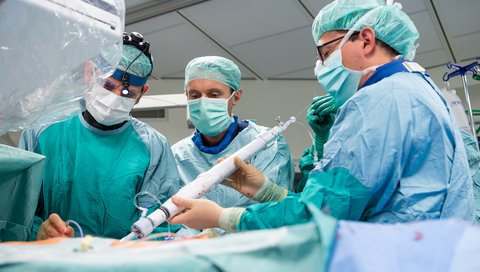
329, 219, 471, 272
112, 69, 148, 86
361, 58, 429, 89
172, 121, 295, 208
18, 114, 182, 239
192, 116, 248, 155
237, 60, 474, 231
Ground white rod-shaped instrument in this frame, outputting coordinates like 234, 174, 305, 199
121, 117, 296, 240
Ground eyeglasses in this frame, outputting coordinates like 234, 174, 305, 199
103, 80, 143, 99
315, 35, 345, 65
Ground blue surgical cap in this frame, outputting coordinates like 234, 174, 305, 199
184, 56, 241, 91
312, 0, 419, 60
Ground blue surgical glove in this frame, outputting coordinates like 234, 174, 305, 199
307, 94, 338, 158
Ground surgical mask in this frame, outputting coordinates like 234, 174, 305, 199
314, 7, 381, 106
85, 83, 135, 126
187, 93, 235, 136
314, 51, 378, 106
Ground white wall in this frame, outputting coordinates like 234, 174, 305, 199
138, 64, 480, 166
138, 78, 322, 166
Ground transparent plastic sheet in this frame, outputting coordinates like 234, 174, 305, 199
0, 0, 125, 135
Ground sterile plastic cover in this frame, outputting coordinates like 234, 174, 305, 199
0, 0, 125, 135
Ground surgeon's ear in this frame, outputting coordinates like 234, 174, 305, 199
232, 89, 242, 105
360, 27, 376, 57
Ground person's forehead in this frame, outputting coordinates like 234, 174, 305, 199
186, 79, 230, 92
106, 76, 122, 85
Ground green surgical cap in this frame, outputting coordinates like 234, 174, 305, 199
312, 0, 419, 60
117, 44, 153, 77
184, 56, 241, 91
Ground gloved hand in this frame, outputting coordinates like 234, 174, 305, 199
168, 196, 223, 230
307, 94, 338, 157
220, 157, 266, 199
37, 213, 74, 240
296, 146, 316, 193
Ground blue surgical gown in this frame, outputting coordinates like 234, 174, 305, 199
459, 129, 480, 223
237, 71, 475, 231
19, 114, 182, 239
172, 121, 294, 208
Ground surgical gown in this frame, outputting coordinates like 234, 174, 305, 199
172, 121, 294, 208
459, 129, 480, 223
19, 114, 182, 239
236, 70, 475, 231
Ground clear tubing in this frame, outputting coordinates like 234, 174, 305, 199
66, 219, 84, 238
293, 120, 317, 160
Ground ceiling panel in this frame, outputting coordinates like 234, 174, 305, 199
127, 13, 257, 79
452, 33, 480, 61
395, 0, 427, 14
180, 0, 312, 46
432, 0, 480, 62
414, 49, 449, 68
302, 0, 426, 17
126, 12, 183, 34
231, 27, 315, 78
301, 0, 339, 16
409, 11, 444, 54
434, 0, 480, 37
123, 1, 478, 81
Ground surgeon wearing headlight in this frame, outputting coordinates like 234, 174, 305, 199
19, 32, 182, 240
168, 0, 475, 232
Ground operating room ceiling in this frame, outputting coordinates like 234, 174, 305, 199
125, 0, 480, 81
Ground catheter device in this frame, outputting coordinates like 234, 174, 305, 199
121, 116, 296, 241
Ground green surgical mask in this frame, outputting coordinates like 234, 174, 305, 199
187, 93, 235, 136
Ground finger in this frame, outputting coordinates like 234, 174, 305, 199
48, 213, 67, 233
311, 95, 323, 105
168, 212, 189, 225
307, 106, 315, 117
233, 156, 249, 171
311, 95, 333, 108
45, 224, 62, 238
315, 103, 335, 115
312, 97, 334, 114
221, 179, 242, 192
37, 228, 48, 240
220, 179, 236, 189
64, 226, 75, 237
171, 196, 193, 209
314, 99, 334, 113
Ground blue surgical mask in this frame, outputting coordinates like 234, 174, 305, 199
187, 93, 235, 136
314, 47, 378, 107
